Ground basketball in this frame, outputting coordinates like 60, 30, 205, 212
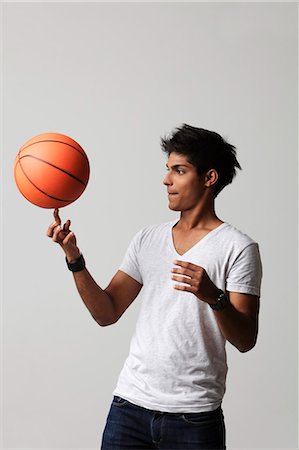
14, 132, 90, 208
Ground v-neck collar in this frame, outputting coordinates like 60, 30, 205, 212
169, 220, 228, 257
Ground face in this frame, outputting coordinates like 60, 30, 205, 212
163, 153, 216, 211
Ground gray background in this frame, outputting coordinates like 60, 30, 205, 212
1, 2, 298, 449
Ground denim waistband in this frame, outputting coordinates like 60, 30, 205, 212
113, 395, 221, 416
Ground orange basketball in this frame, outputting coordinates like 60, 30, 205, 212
14, 132, 90, 208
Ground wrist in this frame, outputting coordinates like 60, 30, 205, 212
208, 288, 223, 305
65, 249, 81, 263
209, 290, 229, 311
66, 253, 86, 272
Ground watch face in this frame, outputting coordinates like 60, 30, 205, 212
219, 293, 228, 308
210, 293, 228, 310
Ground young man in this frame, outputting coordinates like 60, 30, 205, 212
47, 124, 262, 450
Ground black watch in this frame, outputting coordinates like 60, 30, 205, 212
66, 254, 86, 272
209, 291, 229, 311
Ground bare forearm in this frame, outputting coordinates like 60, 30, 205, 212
72, 268, 116, 326
47, 211, 116, 326
213, 301, 258, 352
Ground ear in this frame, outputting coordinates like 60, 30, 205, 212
204, 169, 219, 188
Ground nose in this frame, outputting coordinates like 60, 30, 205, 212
163, 171, 171, 186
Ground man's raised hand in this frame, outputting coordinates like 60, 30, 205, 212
47, 208, 80, 262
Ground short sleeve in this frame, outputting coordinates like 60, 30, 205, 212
226, 243, 262, 297
119, 229, 143, 285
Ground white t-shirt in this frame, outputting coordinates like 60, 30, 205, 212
113, 220, 262, 413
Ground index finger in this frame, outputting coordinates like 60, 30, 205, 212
53, 208, 61, 225
173, 260, 203, 272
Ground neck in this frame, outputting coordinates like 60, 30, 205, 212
177, 199, 223, 231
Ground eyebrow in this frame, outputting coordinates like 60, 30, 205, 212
166, 163, 190, 169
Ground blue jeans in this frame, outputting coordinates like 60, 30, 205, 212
101, 396, 226, 449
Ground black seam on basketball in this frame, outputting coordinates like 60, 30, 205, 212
16, 158, 76, 203
18, 155, 87, 186
19, 139, 86, 158
15, 177, 67, 207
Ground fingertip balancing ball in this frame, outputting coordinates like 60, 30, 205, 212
14, 132, 90, 208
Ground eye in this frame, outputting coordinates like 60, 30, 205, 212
165, 167, 185, 174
